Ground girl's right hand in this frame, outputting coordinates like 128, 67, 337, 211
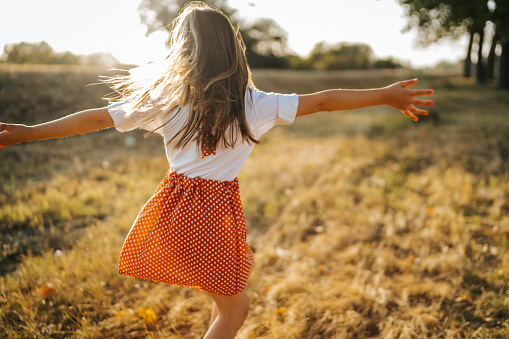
0, 123, 31, 149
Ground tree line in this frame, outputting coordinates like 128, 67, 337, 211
136, 0, 401, 70
0, 0, 402, 71
1, 41, 119, 67
1, 39, 400, 71
2, 0, 508, 88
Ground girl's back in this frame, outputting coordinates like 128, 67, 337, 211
111, 3, 260, 171
109, 89, 298, 181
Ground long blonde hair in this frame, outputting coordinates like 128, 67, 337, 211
108, 1, 258, 152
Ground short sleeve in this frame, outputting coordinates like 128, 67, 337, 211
107, 97, 165, 133
250, 90, 299, 137
108, 100, 137, 132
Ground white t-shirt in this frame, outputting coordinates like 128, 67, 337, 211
108, 89, 299, 181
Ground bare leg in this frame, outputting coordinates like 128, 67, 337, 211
209, 301, 219, 325
204, 290, 249, 339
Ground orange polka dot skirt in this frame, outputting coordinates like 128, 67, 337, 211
118, 170, 253, 296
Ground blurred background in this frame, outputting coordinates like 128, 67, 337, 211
1, 0, 507, 83
1, 1, 509, 338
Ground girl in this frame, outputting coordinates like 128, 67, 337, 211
0, 2, 434, 338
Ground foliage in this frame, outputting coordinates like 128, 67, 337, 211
3, 41, 75, 65
308, 42, 374, 70
2, 41, 119, 67
399, 0, 489, 46
374, 57, 403, 69
137, 0, 289, 68
241, 18, 289, 69
1, 65, 509, 337
399, 0, 509, 87
138, 0, 236, 35
136, 1, 399, 71
288, 42, 400, 71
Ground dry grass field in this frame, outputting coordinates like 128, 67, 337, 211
1, 64, 509, 338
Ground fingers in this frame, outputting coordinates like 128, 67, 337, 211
409, 104, 429, 115
0, 123, 18, 131
402, 79, 434, 97
0, 123, 13, 131
401, 78, 419, 88
397, 79, 434, 121
402, 108, 418, 122
0, 123, 10, 149
402, 104, 429, 121
400, 78, 434, 95
411, 89, 434, 96
413, 98, 434, 106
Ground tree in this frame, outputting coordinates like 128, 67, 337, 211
486, 32, 498, 79
3, 41, 55, 64
399, 0, 491, 83
303, 42, 374, 70
2, 41, 119, 67
493, 0, 509, 88
375, 57, 402, 69
240, 18, 289, 68
138, 0, 236, 35
137, 0, 289, 68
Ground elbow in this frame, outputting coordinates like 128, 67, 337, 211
314, 91, 337, 113
315, 102, 327, 113
296, 93, 326, 117
97, 118, 115, 130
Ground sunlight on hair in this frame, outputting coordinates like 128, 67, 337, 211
104, 1, 257, 154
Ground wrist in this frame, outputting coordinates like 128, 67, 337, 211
24, 125, 36, 143
378, 87, 391, 106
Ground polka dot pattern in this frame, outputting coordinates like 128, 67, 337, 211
202, 146, 217, 158
201, 121, 217, 158
118, 170, 253, 296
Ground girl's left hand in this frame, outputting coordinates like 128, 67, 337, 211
0, 123, 31, 150
384, 78, 435, 121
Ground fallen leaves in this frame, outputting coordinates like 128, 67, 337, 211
114, 307, 157, 328
137, 307, 157, 325
40, 282, 56, 298
275, 307, 288, 315
455, 294, 472, 303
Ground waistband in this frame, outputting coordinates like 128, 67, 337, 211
164, 170, 239, 193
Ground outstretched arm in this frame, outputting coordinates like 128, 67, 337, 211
0, 107, 114, 149
296, 78, 434, 121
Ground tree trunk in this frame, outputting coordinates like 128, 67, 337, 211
486, 34, 499, 80
476, 29, 485, 84
498, 41, 509, 89
464, 30, 474, 78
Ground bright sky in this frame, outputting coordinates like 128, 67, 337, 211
0, 0, 468, 67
